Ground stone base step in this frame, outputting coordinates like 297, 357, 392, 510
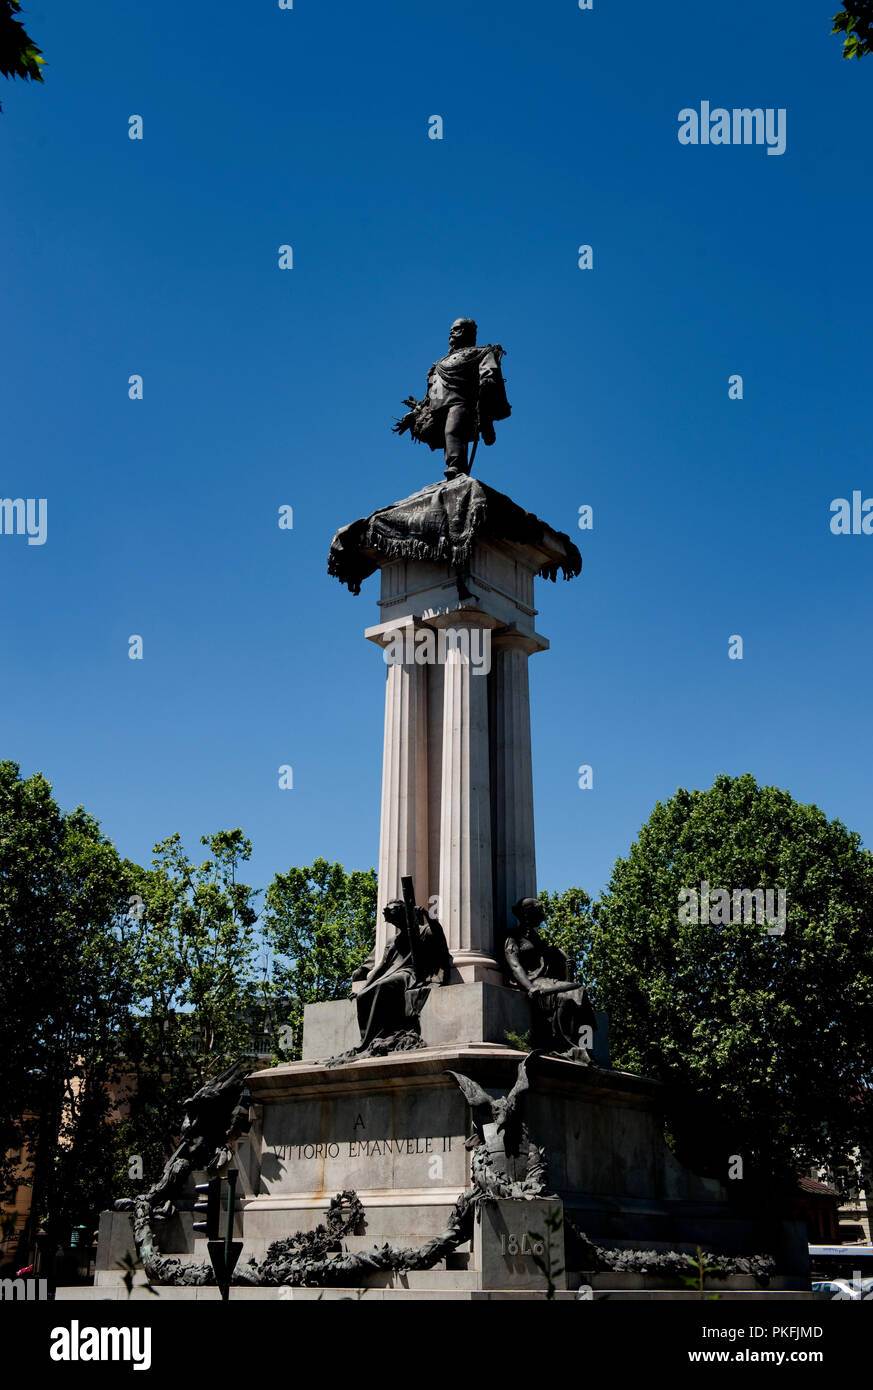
57, 1283, 814, 1302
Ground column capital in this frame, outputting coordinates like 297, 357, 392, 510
491, 622, 549, 656
365, 615, 417, 647
426, 604, 502, 632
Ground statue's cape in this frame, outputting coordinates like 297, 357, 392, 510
327, 475, 582, 595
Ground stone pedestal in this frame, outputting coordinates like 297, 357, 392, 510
300, 983, 611, 1067
230, 1047, 809, 1290
91, 1045, 810, 1298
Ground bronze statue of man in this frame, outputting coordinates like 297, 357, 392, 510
393, 318, 511, 480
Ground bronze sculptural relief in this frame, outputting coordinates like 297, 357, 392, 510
447, 1053, 549, 1200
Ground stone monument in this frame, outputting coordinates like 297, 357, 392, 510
88, 321, 811, 1301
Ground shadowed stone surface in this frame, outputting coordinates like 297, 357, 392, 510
91, 1039, 811, 1296
477, 1199, 567, 1293
234, 1047, 808, 1284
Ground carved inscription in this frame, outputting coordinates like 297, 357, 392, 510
500, 1233, 545, 1257
267, 1137, 454, 1161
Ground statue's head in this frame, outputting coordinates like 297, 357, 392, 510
511, 897, 544, 931
383, 899, 406, 931
449, 318, 477, 349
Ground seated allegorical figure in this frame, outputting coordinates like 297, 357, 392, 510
354, 898, 452, 1052
503, 897, 597, 1062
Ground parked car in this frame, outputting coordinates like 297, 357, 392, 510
811, 1279, 865, 1300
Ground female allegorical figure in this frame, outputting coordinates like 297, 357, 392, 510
503, 897, 597, 1062
355, 899, 451, 1052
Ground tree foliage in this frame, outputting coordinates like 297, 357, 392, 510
833, 2, 873, 59
537, 886, 595, 979
263, 858, 377, 1060
0, 761, 140, 1244
584, 773, 873, 1188
0, 777, 273, 1254
0, 760, 383, 1257
112, 830, 264, 1197
0, 1, 45, 110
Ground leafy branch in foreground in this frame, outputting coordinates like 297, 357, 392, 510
530, 1207, 565, 1301
833, 2, 873, 59
679, 1245, 722, 1300
0, 2, 45, 110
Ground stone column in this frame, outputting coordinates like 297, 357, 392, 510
371, 621, 429, 961
490, 631, 545, 936
436, 614, 500, 983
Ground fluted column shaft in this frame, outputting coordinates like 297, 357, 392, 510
491, 636, 537, 936
374, 628, 429, 960
437, 617, 497, 978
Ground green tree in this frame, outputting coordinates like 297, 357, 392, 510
0, 762, 141, 1250
113, 830, 264, 1196
0, 2, 45, 110
586, 774, 873, 1188
0, 759, 63, 1207
537, 886, 595, 978
263, 858, 377, 1060
48, 808, 146, 1239
833, 2, 873, 59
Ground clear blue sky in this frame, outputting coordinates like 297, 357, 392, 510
1, 1, 871, 907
